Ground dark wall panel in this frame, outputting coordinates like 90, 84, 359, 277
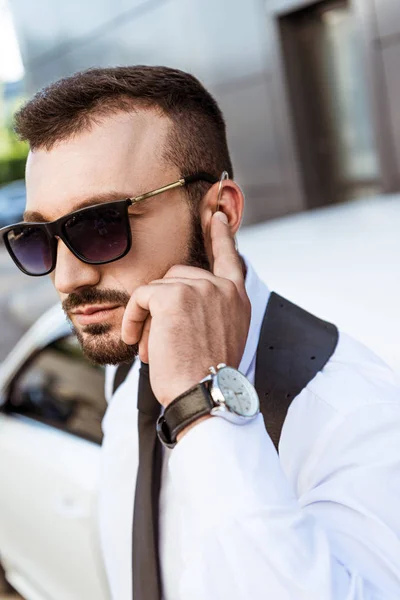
215, 77, 283, 188
216, 76, 293, 222
242, 190, 289, 224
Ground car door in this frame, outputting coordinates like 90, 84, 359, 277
0, 334, 110, 600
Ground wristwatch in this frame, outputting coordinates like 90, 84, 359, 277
156, 363, 260, 448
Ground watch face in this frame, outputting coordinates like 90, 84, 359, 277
216, 367, 259, 417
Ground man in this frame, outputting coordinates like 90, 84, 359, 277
2, 65, 400, 599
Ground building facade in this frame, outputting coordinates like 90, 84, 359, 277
8, 0, 400, 224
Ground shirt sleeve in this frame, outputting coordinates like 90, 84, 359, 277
167, 404, 400, 600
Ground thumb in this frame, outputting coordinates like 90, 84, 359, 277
138, 315, 152, 364
211, 211, 243, 289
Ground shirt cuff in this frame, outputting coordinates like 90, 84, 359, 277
167, 413, 298, 519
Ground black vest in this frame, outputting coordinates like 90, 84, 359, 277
113, 292, 339, 450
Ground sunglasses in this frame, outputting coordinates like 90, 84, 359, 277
0, 172, 218, 277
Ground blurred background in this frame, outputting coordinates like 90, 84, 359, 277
0, 0, 399, 598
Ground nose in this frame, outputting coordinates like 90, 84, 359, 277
53, 238, 101, 295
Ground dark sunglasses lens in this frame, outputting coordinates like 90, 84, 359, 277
6, 226, 53, 275
64, 205, 129, 262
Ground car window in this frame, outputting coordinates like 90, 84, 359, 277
6, 335, 107, 444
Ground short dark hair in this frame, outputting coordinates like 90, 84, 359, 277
14, 65, 233, 206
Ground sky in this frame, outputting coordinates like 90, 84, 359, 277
0, 0, 24, 82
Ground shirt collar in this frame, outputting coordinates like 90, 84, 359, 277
238, 256, 270, 377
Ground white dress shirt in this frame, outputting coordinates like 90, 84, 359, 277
98, 260, 400, 600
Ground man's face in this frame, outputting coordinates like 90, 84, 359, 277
25, 110, 210, 365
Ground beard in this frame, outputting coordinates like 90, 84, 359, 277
62, 211, 210, 366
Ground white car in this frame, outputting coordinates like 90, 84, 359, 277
0, 194, 398, 600
0, 304, 110, 600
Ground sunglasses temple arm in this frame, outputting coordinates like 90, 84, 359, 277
130, 180, 186, 204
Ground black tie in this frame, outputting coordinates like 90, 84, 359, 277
132, 361, 163, 600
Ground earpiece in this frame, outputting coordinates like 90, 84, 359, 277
216, 171, 229, 213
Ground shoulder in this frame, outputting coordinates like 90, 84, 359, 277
280, 330, 400, 487
306, 330, 400, 414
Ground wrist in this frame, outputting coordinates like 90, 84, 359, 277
156, 364, 260, 449
160, 375, 209, 408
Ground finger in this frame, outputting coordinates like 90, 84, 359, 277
163, 264, 215, 281
151, 272, 216, 286
121, 281, 196, 345
121, 284, 156, 345
138, 315, 152, 363
211, 211, 243, 288
147, 277, 220, 305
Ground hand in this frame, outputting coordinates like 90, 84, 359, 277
121, 211, 251, 408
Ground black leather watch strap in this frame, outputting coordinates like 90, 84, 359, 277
156, 381, 214, 448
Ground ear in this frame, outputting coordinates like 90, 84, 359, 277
199, 179, 244, 237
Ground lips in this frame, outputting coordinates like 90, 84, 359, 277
72, 305, 121, 326
73, 304, 120, 316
